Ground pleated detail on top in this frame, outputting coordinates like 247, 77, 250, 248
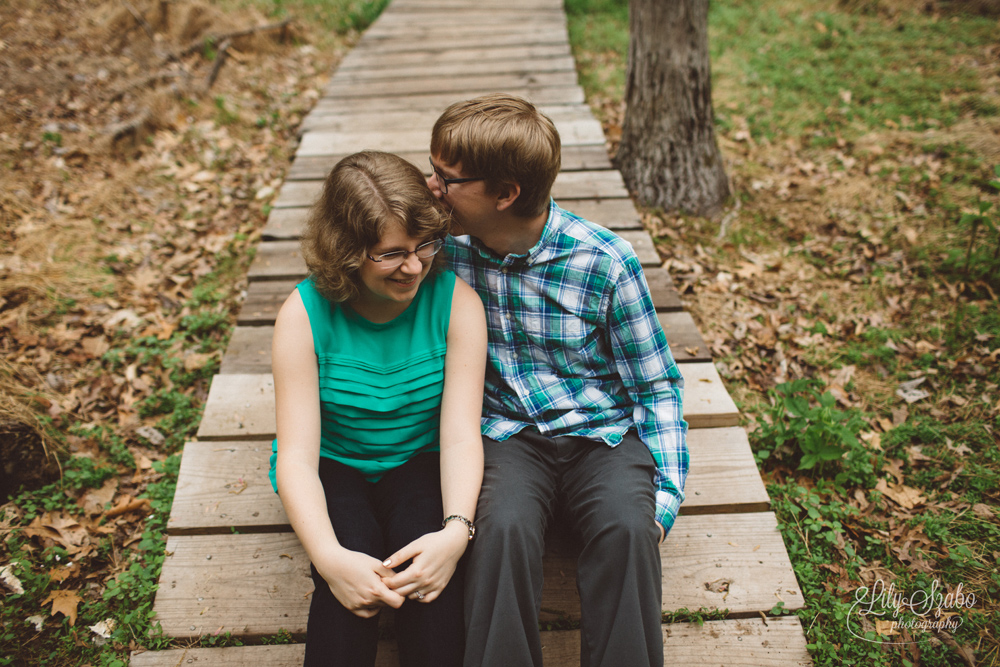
269, 269, 456, 492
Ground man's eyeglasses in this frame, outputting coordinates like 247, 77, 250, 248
366, 238, 445, 269
429, 158, 483, 194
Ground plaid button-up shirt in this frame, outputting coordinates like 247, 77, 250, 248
445, 201, 689, 534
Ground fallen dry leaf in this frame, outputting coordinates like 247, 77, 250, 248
875, 479, 927, 510
79, 479, 119, 516
43, 589, 82, 626
971, 504, 994, 520
0, 564, 24, 594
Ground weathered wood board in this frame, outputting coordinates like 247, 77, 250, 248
285, 145, 613, 181
196, 362, 737, 441
237, 267, 683, 326
273, 171, 626, 211
272, 171, 626, 211
323, 72, 579, 100
336, 44, 572, 72
329, 55, 578, 84
219, 326, 274, 375
131, 617, 809, 667
300, 103, 595, 134
308, 87, 587, 112
166, 427, 767, 535
659, 311, 711, 363
645, 267, 684, 312
676, 363, 739, 428
296, 117, 603, 156
247, 231, 658, 282
152, 512, 799, 638
237, 281, 293, 325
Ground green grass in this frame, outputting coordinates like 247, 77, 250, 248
566, 0, 1000, 664
567, 0, 999, 140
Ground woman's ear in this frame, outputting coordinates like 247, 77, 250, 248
494, 182, 521, 212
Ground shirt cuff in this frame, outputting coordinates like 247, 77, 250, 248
654, 489, 683, 537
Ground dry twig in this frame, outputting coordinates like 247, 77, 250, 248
175, 18, 293, 60
204, 39, 232, 91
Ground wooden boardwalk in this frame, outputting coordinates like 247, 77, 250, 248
130, 0, 813, 664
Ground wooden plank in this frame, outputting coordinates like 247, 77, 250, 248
618, 230, 659, 267
322, 72, 579, 100
196, 374, 276, 441
350, 30, 569, 54
553, 170, 629, 199
286, 145, 612, 181
239, 270, 677, 326
247, 230, 653, 284
659, 311, 711, 363
238, 280, 293, 325
328, 56, 577, 83
272, 181, 322, 210
153, 532, 312, 638
680, 363, 740, 428
273, 170, 625, 211
300, 103, 594, 134
131, 645, 308, 667
296, 129, 432, 158
371, 11, 565, 26
561, 198, 641, 229
535, 618, 812, 667
167, 440, 285, 535
196, 362, 737, 441
247, 241, 304, 282
261, 207, 307, 241
683, 427, 769, 514
166, 427, 767, 534
219, 326, 274, 375
336, 44, 572, 71
644, 267, 684, 312
131, 617, 810, 667
152, 512, 800, 638
539, 512, 802, 621
305, 87, 586, 112
363, 23, 565, 40
296, 118, 602, 157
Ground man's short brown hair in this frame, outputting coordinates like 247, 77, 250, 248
431, 94, 561, 219
302, 151, 450, 303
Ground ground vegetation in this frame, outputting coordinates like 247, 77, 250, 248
568, 0, 999, 664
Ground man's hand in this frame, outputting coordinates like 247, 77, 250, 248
381, 522, 469, 603
314, 548, 405, 618
657, 521, 665, 544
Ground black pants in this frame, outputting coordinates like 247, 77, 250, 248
463, 430, 663, 667
304, 452, 464, 667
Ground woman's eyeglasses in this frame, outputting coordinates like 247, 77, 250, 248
366, 238, 445, 269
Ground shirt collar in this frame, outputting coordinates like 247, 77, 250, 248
463, 199, 560, 266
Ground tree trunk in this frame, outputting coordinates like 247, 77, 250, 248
616, 0, 730, 218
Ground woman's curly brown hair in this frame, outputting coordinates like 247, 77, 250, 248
301, 151, 450, 303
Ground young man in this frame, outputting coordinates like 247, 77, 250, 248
427, 94, 688, 667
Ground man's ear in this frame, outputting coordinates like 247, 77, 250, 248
494, 182, 521, 212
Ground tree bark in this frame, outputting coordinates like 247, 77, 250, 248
616, 0, 730, 218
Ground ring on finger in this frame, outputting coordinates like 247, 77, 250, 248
416, 591, 425, 600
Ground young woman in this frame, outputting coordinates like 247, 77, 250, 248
270, 151, 486, 667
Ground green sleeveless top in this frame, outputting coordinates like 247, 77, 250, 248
269, 269, 456, 492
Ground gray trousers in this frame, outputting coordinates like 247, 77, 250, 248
463, 429, 664, 667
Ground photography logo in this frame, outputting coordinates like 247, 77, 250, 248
848, 578, 976, 644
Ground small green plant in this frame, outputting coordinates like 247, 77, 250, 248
752, 379, 875, 485
213, 96, 238, 126
956, 165, 1000, 281
42, 131, 63, 147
